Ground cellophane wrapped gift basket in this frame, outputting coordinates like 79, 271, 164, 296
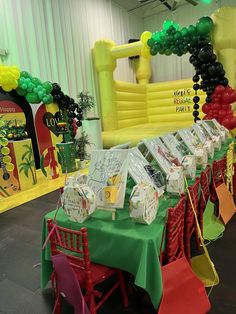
129, 182, 159, 225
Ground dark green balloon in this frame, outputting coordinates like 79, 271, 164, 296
147, 38, 155, 47
188, 25, 196, 35
16, 87, 27, 96
196, 16, 214, 35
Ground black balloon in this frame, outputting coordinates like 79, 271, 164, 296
193, 104, 200, 110
69, 125, 74, 131
69, 98, 75, 104
208, 62, 224, 77
76, 121, 82, 127
198, 45, 213, 62
193, 83, 200, 90
192, 75, 200, 82
193, 110, 199, 117
196, 68, 202, 75
221, 77, 229, 86
193, 96, 200, 103
76, 113, 83, 120
189, 55, 196, 64
206, 96, 212, 103
52, 83, 61, 93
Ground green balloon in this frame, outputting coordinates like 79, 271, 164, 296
20, 71, 30, 78
181, 27, 189, 37
16, 87, 27, 96
150, 47, 157, 56
174, 31, 182, 40
162, 20, 179, 32
188, 25, 196, 35
147, 38, 155, 47
165, 49, 172, 56
38, 91, 45, 99
32, 77, 41, 85
196, 16, 214, 35
163, 20, 173, 31
26, 92, 40, 104
42, 81, 53, 93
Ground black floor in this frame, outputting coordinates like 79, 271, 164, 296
0, 190, 236, 313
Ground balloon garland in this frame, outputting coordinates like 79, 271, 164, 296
51, 83, 83, 139
16, 71, 53, 104
142, 17, 236, 130
0, 66, 83, 140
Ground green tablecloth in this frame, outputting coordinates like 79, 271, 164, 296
40, 138, 233, 310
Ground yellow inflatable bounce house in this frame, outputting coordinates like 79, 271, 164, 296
93, 7, 236, 148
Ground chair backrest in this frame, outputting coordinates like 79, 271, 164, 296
47, 219, 92, 291
212, 156, 226, 187
185, 177, 200, 226
165, 194, 186, 263
52, 254, 91, 314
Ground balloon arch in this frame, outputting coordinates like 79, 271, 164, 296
140, 17, 236, 130
1, 16, 236, 131
0, 65, 83, 141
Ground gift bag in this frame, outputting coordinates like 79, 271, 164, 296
61, 184, 96, 223
129, 182, 158, 224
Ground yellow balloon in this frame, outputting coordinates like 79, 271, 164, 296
0, 137, 8, 146
3, 155, 11, 163
140, 31, 152, 44
1, 146, 10, 155
2, 85, 13, 92
6, 163, 14, 172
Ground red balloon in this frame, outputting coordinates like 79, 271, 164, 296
229, 116, 236, 129
218, 109, 226, 118
226, 110, 233, 117
211, 102, 220, 110
202, 103, 210, 114
214, 85, 225, 95
221, 117, 231, 129
221, 103, 231, 110
222, 91, 232, 105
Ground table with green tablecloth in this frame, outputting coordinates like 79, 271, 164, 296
40, 138, 233, 310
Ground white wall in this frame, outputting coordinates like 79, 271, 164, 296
144, 0, 236, 83
0, 0, 143, 115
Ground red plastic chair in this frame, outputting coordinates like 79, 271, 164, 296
199, 165, 211, 233
163, 194, 186, 264
51, 253, 90, 314
210, 156, 226, 203
184, 178, 200, 263
47, 219, 128, 314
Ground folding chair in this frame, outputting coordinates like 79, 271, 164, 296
184, 178, 200, 263
47, 219, 128, 314
51, 253, 90, 314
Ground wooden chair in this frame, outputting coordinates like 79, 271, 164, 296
184, 178, 200, 263
210, 156, 226, 203
47, 219, 128, 314
164, 194, 186, 264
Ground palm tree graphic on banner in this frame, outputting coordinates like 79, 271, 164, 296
19, 144, 37, 185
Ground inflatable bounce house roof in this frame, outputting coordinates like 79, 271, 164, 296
93, 6, 236, 148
